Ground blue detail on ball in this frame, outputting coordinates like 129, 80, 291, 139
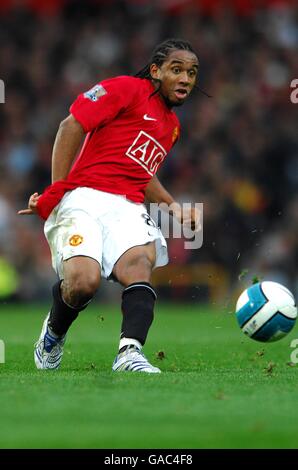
236, 283, 267, 328
252, 312, 296, 342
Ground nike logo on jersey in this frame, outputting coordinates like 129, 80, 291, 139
143, 114, 157, 121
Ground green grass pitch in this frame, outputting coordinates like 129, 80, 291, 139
0, 303, 298, 449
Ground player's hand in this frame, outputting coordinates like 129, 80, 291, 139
172, 203, 201, 232
18, 192, 40, 216
182, 206, 201, 232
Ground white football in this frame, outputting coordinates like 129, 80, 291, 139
235, 281, 297, 342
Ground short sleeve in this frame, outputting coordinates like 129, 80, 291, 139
70, 76, 138, 133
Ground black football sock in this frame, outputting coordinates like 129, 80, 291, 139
120, 282, 157, 348
48, 280, 90, 337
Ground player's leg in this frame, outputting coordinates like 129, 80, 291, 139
112, 242, 161, 373
113, 242, 156, 346
48, 256, 101, 335
35, 188, 104, 370
35, 256, 101, 370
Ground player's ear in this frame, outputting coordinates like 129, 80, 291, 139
150, 63, 161, 80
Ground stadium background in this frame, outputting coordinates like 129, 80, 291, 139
1, 0, 298, 453
0, 0, 297, 304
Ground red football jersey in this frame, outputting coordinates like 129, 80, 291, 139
36, 76, 180, 220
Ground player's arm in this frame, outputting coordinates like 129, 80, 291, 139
51, 114, 85, 183
18, 114, 85, 216
145, 175, 201, 231
145, 175, 177, 206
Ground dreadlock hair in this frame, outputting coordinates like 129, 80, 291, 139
134, 38, 210, 98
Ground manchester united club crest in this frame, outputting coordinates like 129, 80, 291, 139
69, 234, 84, 246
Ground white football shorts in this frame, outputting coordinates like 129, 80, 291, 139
44, 187, 168, 280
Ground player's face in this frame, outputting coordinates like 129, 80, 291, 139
150, 50, 199, 107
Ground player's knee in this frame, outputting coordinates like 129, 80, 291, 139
64, 272, 100, 306
72, 273, 99, 300
118, 254, 153, 285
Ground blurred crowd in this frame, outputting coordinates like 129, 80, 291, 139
0, 0, 297, 301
